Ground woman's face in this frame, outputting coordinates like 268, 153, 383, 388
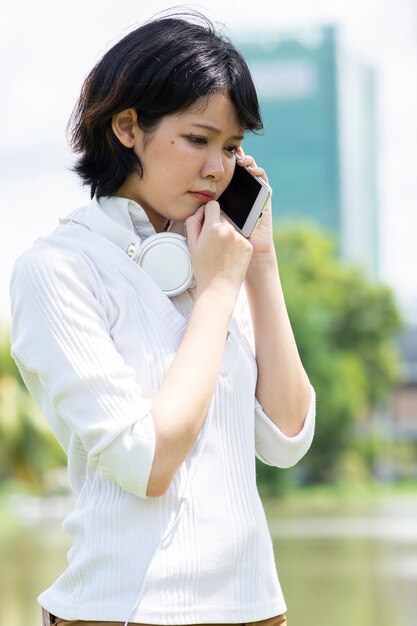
117, 92, 244, 232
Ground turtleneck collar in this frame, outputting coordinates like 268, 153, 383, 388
96, 195, 187, 241
97, 195, 157, 242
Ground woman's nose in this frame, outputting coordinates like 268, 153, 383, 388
201, 153, 225, 181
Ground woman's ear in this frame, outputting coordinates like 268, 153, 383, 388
111, 108, 138, 148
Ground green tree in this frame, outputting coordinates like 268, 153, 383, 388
0, 326, 65, 486
258, 225, 402, 488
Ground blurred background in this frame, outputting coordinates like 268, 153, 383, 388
1, 1, 417, 625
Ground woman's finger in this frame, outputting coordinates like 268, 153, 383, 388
200, 200, 221, 227
236, 153, 257, 169
237, 154, 270, 185
185, 204, 206, 243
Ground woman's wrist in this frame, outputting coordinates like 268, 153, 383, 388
245, 250, 279, 286
195, 275, 243, 307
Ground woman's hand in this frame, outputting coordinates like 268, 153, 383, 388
235, 151, 275, 257
185, 200, 253, 298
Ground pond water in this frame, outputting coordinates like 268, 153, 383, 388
1, 493, 417, 626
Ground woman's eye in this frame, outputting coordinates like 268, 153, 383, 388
187, 135, 207, 145
226, 145, 239, 154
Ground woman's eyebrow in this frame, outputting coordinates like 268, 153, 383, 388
191, 122, 244, 141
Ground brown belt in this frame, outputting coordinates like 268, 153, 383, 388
47, 612, 287, 626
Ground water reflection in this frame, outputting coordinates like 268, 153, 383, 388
266, 496, 417, 626
1, 494, 417, 626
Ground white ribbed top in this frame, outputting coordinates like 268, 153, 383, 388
9, 197, 315, 624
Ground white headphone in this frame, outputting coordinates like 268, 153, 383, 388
83, 201, 194, 297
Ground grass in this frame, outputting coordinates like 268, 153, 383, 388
262, 479, 417, 518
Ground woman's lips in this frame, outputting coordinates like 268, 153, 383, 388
189, 191, 216, 203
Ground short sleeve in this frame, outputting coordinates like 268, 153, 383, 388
255, 386, 316, 468
10, 239, 155, 498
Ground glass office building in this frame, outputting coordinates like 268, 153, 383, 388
240, 26, 379, 278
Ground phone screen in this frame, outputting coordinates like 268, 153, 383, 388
218, 165, 263, 229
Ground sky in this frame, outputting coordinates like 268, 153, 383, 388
1, 0, 417, 321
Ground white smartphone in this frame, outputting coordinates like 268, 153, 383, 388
217, 157, 272, 237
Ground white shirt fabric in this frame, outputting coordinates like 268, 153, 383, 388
9, 196, 315, 624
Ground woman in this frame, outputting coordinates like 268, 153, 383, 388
10, 11, 315, 626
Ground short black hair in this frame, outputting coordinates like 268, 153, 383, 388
68, 11, 263, 198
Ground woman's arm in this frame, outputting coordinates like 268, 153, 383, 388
245, 252, 312, 436
237, 154, 312, 438
148, 202, 253, 495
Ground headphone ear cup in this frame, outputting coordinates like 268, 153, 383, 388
136, 233, 194, 296
83, 199, 194, 297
